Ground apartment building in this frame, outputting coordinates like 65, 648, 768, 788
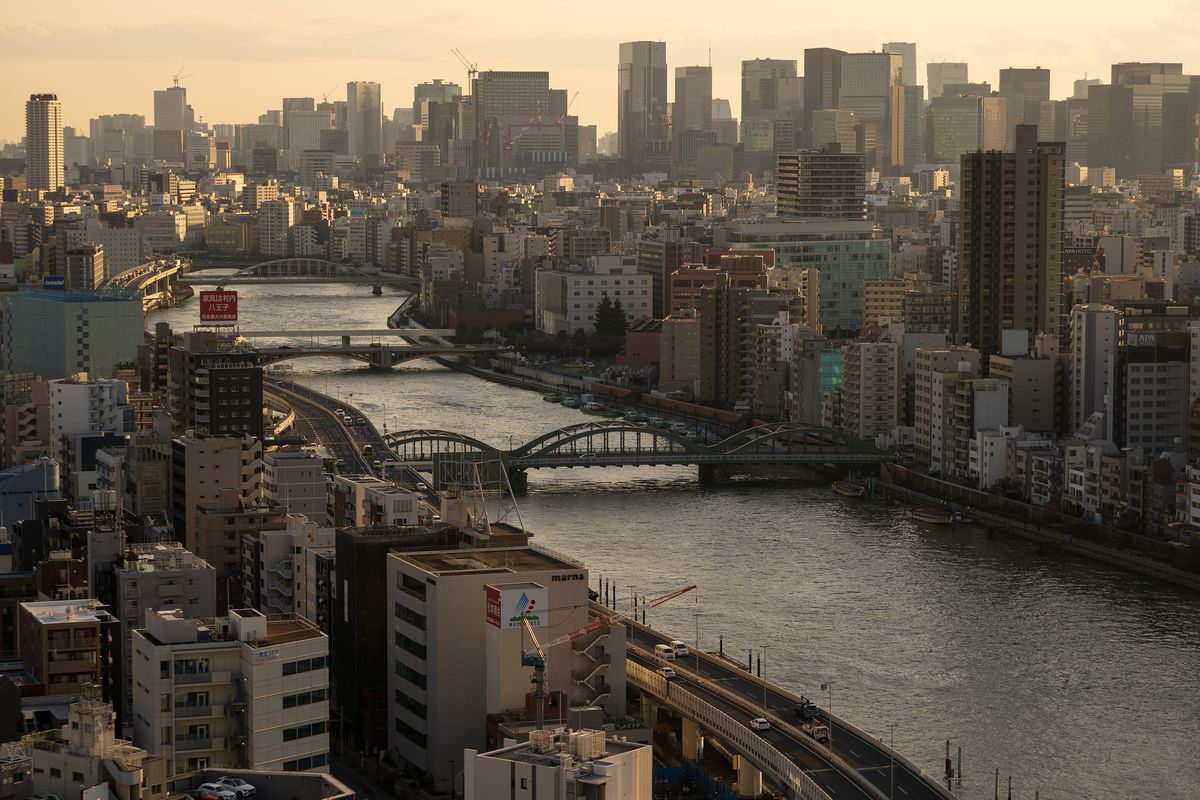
131, 607, 329, 776
241, 514, 334, 618
18, 599, 117, 697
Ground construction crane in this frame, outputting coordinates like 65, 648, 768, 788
520, 583, 697, 730
451, 48, 478, 86
320, 85, 339, 104
171, 67, 194, 88
556, 91, 580, 128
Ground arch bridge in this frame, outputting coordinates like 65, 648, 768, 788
255, 343, 498, 369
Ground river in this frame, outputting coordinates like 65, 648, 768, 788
150, 283, 1200, 800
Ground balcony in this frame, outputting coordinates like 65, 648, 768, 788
174, 736, 224, 752
174, 670, 231, 685
174, 704, 224, 718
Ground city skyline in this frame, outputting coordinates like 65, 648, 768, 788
1, 0, 1195, 141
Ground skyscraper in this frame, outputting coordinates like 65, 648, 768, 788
957, 125, 1065, 363
998, 67, 1050, 147
740, 59, 801, 170
346, 81, 383, 159
673, 66, 713, 168
413, 79, 461, 126
926, 62, 969, 99
775, 149, 866, 219
803, 48, 845, 141
618, 41, 668, 168
882, 42, 918, 86
153, 86, 187, 132
25, 94, 63, 190
838, 52, 904, 169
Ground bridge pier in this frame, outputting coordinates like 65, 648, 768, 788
507, 468, 528, 494
734, 756, 762, 799
681, 717, 704, 764
372, 284, 382, 296
698, 464, 731, 484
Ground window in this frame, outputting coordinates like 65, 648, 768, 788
394, 603, 426, 631
393, 718, 426, 749
281, 655, 327, 676
395, 660, 426, 689
282, 754, 327, 772
395, 632, 427, 659
282, 721, 327, 742
282, 688, 328, 709
394, 688, 427, 719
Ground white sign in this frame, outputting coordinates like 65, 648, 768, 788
486, 584, 549, 629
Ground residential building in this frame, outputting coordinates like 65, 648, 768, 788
263, 449, 327, 521
989, 353, 1060, 435
464, 730, 651, 800
957, 125, 1065, 362
2, 288, 143, 380
388, 546, 626, 795
240, 514, 333, 618
169, 431, 263, 569
168, 332, 264, 438
837, 338, 902, 442
1116, 330, 1188, 453
535, 255, 652, 335
132, 607, 329, 775
775, 149, 866, 219
18, 599, 116, 697
1069, 304, 1122, 440
328, 475, 420, 529
914, 347, 982, 468
258, 197, 295, 257
658, 311, 701, 395
26, 94, 64, 191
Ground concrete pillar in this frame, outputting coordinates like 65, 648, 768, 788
681, 717, 704, 763
734, 756, 762, 799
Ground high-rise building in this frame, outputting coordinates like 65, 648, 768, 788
838, 52, 904, 169
810, 109, 856, 152
153, 86, 188, 132
739, 59, 802, 171
672, 66, 713, 168
1086, 83, 1133, 176
617, 41, 669, 168
1069, 304, 1122, 440
26, 94, 64, 190
998, 67, 1051, 147
168, 332, 264, 438
413, 79, 461, 125
65, 244, 104, 292
803, 48, 845, 142
927, 62, 968, 99
3, 287, 143, 380
776, 149, 866, 219
882, 42, 917, 86
470, 71, 561, 168
957, 125, 1065, 364
925, 95, 1007, 163
346, 81, 382, 159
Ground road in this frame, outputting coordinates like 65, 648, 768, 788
625, 621, 950, 800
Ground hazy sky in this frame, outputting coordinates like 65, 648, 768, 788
1, 0, 1196, 142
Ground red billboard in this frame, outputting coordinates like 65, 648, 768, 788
200, 290, 238, 322
485, 585, 502, 628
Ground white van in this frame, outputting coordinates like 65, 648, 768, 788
654, 644, 676, 661
671, 640, 690, 657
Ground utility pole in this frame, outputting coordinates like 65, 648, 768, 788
888, 723, 897, 800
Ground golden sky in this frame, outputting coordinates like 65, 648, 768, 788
1, 0, 1195, 142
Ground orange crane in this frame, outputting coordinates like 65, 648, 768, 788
451, 48, 478, 86
521, 584, 697, 730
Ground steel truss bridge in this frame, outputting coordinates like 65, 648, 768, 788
384, 420, 894, 476
178, 258, 419, 290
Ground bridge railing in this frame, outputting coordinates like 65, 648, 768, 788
628, 659, 832, 800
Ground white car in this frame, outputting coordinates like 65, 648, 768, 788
656, 667, 676, 680
214, 778, 255, 799
749, 717, 771, 732
198, 784, 238, 800
671, 639, 689, 657
416, 482, 428, 491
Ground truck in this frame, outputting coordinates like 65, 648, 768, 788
794, 697, 819, 721
802, 720, 829, 742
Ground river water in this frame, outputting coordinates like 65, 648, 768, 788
151, 284, 1200, 800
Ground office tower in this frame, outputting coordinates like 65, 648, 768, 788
3, 287, 142, 379
957, 125, 1065, 363
65, 244, 104, 291
925, 95, 1006, 163
413, 79, 461, 124
810, 109, 856, 152
470, 70, 558, 168
168, 331, 264, 438
998, 67, 1050, 146
1069, 304, 1121, 439
776, 149, 866, 219
346, 80, 382, 159
1115, 330, 1188, 452
673, 66, 713, 168
153, 85, 187, 131
803, 48, 845, 139
286, 110, 332, 164
739, 59, 801, 170
839, 52, 904, 169
903, 85, 926, 166
617, 41, 669, 167
25, 94, 64, 190
1109, 62, 1192, 177
882, 42, 917, 85
927, 62, 968, 99
1086, 84, 1133, 176
1073, 77, 1101, 99
440, 180, 479, 218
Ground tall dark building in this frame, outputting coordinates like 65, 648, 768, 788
775, 149, 866, 219
803, 48, 845, 144
957, 125, 1065, 363
617, 41, 669, 169
168, 332, 264, 438
998, 67, 1051, 147
1086, 84, 1134, 177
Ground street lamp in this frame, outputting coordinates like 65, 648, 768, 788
821, 681, 835, 750
759, 645, 769, 713
888, 722, 897, 800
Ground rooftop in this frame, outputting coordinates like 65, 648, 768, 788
18, 599, 111, 625
117, 542, 213, 574
395, 545, 580, 576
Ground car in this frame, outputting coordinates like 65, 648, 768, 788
657, 666, 676, 679
335, 409, 345, 417
356, 417, 366, 425
671, 639, 690, 657
198, 784, 238, 800
214, 778, 256, 798
372, 460, 382, 470
749, 718, 771, 732
416, 482, 428, 491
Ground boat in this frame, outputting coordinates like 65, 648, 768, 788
562, 397, 583, 409
831, 480, 866, 498
542, 393, 562, 403
583, 402, 621, 418
909, 506, 955, 525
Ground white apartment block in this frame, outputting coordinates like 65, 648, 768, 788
131, 607, 329, 776
264, 449, 328, 521
329, 475, 418, 528
1069, 304, 1121, 441
387, 547, 626, 795
259, 198, 296, 257
465, 729, 651, 800
241, 514, 334, 618
535, 255, 653, 335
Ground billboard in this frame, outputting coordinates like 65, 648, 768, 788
486, 583, 548, 629
199, 290, 238, 322
43, 275, 65, 290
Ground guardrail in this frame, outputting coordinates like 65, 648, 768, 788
628, 659, 831, 800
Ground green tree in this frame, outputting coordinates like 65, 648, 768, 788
593, 294, 627, 339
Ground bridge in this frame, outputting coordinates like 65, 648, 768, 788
384, 420, 894, 486
257, 342, 500, 369
621, 610, 953, 800
178, 258, 419, 293
105, 257, 189, 309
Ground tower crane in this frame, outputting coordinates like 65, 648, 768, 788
451, 48, 479, 86
520, 583, 697, 730
171, 67, 194, 88
320, 85, 339, 104
556, 91, 579, 128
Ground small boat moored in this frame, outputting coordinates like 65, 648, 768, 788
542, 392, 562, 403
909, 506, 955, 525
831, 480, 866, 498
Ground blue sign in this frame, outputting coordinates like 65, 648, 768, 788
43, 275, 65, 290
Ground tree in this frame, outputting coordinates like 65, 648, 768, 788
593, 294, 627, 339
611, 299, 629, 338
